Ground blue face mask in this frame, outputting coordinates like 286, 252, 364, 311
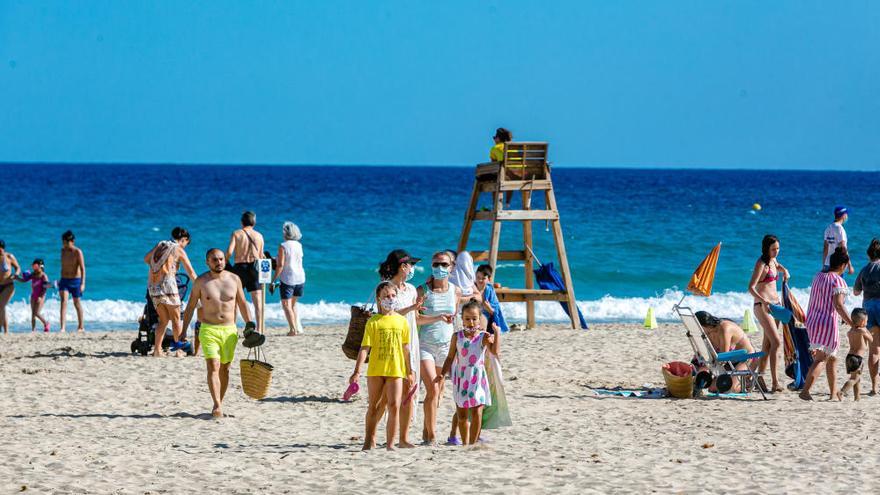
405, 267, 415, 282
432, 266, 449, 280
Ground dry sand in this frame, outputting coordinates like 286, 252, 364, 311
1, 323, 879, 494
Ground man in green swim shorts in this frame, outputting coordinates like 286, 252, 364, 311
182, 248, 253, 418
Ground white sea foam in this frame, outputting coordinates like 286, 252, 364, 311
4, 286, 859, 332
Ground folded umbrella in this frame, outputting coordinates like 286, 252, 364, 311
533, 261, 588, 329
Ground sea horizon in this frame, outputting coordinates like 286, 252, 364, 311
2, 162, 877, 172
1, 163, 878, 332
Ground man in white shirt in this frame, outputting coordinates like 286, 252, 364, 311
823, 205, 854, 274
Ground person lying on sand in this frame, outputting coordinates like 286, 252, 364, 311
181, 248, 254, 418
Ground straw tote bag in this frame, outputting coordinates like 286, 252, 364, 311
343, 295, 375, 361
240, 346, 273, 400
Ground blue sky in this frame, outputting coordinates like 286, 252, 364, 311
1, 1, 877, 169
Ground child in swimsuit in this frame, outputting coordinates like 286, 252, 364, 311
838, 308, 872, 401
437, 300, 498, 446
17, 259, 51, 332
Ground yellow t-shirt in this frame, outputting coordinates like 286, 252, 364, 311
361, 313, 410, 378
489, 143, 504, 162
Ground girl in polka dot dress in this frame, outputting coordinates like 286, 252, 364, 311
437, 300, 499, 445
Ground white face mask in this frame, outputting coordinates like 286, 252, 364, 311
380, 297, 397, 311
464, 323, 481, 333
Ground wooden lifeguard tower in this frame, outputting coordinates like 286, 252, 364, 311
457, 142, 580, 329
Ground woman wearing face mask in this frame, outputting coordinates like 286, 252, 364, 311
416, 251, 461, 445
376, 249, 425, 448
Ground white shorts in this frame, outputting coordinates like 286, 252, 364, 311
419, 341, 449, 368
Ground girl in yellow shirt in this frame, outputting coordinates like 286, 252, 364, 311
349, 281, 414, 451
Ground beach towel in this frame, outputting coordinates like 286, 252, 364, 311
482, 284, 509, 333
589, 387, 667, 398
782, 281, 812, 389
450, 251, 476, 296
534, 262, 588, 329
481, 354, 512, 429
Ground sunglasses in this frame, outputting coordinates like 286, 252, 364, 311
432, 262, 450, 268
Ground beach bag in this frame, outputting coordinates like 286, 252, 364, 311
343, 301, 374, 361
482, 354, 512, 429
240, 346, 273, 400
662, 361, 694, 399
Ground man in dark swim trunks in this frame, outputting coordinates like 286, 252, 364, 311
226, 211, 265, 332
59, 230, 86, 332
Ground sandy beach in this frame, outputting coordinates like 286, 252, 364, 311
1, 323, 879, 494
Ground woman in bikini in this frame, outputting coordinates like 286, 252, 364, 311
748, 234, 790, 392
0, 239, 22, 334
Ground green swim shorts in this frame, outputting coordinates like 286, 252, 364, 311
200, 323, 238, 364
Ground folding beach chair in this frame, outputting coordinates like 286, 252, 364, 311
674, 304, 767, 399
672, 243, 767, 400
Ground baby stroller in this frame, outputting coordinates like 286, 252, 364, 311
130, 273, 193, 356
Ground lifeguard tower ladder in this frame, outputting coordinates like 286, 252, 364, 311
457, 142, 579, 329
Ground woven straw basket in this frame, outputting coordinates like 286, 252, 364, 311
342, 305, 373, 361
240, 347, 273, 400
662, 361, 694, 399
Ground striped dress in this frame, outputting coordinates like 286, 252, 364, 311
804, 271, 848, 355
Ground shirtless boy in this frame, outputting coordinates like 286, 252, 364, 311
59, 230, 86, 332
182, 249, 254, 418
227, 211, 265, 332
838, 308, 872, 401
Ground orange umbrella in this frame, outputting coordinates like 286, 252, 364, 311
687, 243, 721, 297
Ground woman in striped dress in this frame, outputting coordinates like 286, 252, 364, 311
800, 247, 854, 401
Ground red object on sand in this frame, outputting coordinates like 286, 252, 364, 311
404, 383, 418, 403
662, 361, 694, 378
343, 382, 360, 401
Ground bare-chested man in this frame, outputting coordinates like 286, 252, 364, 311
182, 248, 253, 418
227, 211, 265, 332
58, 230, 86, 332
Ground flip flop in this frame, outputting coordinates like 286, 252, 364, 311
343, 382, 360, 401
404, 383, 418, 403
242, 332, 266, 348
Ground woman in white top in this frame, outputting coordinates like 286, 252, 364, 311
418, 251, 461, 444
272, 222, 305, 336
377, 249, 425, 448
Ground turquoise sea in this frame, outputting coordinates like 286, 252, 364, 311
0, 164, 878, 331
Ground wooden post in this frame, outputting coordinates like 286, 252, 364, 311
458, 181, 480, 253
488, 190, 503, 271
522, 189, 535, 329
544, 183, 578, 329
260, 283, 266, 333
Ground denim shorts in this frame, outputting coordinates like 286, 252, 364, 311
865, 299, 880, 329
280, 282, 304, 300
